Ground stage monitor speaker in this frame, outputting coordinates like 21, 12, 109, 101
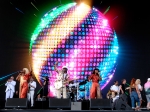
90, 99, 111, 109
71, 102, 82, 110
49, 98, 71, 109
0, 98, 5, 109
112, 99, 132, 110
5, 98, 27, 109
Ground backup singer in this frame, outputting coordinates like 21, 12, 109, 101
54, 62, 69, 98
5, 76, 16, 100
28, 77, 36, 107
130, 78, 140, 110
144, 78, 150, 110
110, 81, 119, 102
42, 76, 49, 98
120, 79, 126, 94
88, 68, 102, 99
16, 68, 31, 98
37, 76, 49, 100
135, 79, 143, 105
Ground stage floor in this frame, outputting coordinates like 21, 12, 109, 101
0, 109, 149, 112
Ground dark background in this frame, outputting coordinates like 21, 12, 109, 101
0, 0, 150, 101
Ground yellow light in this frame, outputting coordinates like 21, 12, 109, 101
33, 4, 91, 83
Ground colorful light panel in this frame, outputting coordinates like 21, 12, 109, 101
30, 3, 119, 97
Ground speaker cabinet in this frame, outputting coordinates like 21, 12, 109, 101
5, 98, 27, 108
34, 101, 49, 109
0, 98, 5, 109
49, 98, 71, 109
71, 102, 82, 110
90, 99, 111, 109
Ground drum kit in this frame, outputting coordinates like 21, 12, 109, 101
66, 80, 79, 101
66, 79, 91, 101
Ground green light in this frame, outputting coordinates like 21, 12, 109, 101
103, 6, 110, 15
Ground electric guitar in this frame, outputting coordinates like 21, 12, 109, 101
54, 78, 78, 90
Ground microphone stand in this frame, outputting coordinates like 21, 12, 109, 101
61, 73, 64, 99
42, 79, 45, 109
49, 72, 52, 98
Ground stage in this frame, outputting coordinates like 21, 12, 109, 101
0, 109, 149, 112
0, 98, 148, 111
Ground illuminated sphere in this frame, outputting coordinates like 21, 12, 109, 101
30, 3, 118, 97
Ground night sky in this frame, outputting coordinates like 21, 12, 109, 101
0, 0, 150, 99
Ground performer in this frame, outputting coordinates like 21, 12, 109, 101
106, 90, 112, 99
54, 62, 69, 98
42, 76, 49, 98
5, 76, 16, 100
120, 79, 126, 94
135, 79, 143, 105
88, 68, 102, 99
129, 78, 140, 110
13, 91, 19, 98
144, 78, 150, 110
16, 68, 31, 98
110, 81, 120, 102
27, 77, 36, 107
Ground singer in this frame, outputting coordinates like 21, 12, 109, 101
16, 68, 31, 98
5, 76, 16, 100
27, 77, 36, 107
88, 68, 102, 99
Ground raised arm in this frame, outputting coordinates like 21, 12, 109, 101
54, 61, 59, 73
5, 80, 10, 86
16, 73, 22, 81
88, 74, 93, 81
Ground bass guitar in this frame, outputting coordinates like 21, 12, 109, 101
54, 78, 78, 90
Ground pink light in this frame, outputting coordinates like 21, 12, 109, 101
102, 19, 108, 26
109, 74, 113, 79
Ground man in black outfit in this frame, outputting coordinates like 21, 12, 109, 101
112, 79, 131, 110
13, 91, 19, 98
120, 79, 126, 94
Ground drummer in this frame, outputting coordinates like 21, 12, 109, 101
68, 80, 79, 92
68, 81, 74, 92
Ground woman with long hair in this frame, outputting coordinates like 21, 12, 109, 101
135, 79, 143, 105
130, 78, 141, 110
88, 68, 102, 99
16, 68, 31, 98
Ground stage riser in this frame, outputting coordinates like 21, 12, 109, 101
5, 98, 28, 109
35, 101, 89, 110
0, 110, 148, 112
3, 98, 133, 110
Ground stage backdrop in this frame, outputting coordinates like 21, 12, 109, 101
30, 3, 118, 98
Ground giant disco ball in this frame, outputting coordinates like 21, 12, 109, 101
30, 3, 118, 96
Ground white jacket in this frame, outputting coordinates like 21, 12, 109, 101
5, 80, 16, 92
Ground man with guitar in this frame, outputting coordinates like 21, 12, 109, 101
54, 62, 69, 98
